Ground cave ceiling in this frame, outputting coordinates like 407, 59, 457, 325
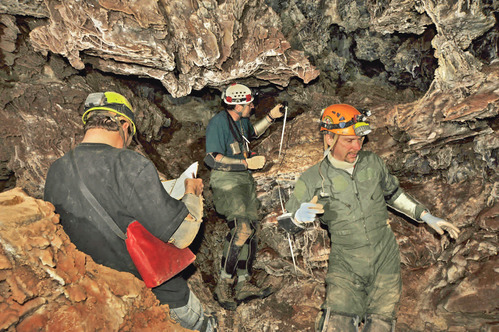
9, 0, 320, 97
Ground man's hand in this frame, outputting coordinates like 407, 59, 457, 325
421, 212, 460, 239
184, 178, 203, 196
246, 155, 266, 170
295, 196, 324, 223
269, 104, 284, 120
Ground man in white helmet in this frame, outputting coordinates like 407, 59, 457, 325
280, 104, 460, 331
45, 92, 216, 331
204, 83, 284, 309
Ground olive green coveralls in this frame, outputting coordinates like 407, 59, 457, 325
285, 150, 426, 326
210, 169, 260, 277
205, 111, 261, 279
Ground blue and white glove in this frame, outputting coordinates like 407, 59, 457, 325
295, 196, 324, 223
421, 212, 460, 239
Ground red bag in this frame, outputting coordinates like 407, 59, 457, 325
125, 221, 196, 288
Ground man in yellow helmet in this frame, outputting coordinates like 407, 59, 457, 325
281, 104, 460, 331
44, 92, 216, 331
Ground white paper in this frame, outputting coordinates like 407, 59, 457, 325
161, 162, 199, 200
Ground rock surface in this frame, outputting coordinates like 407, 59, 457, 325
0, 187, 189, 332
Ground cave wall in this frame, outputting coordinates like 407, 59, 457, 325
1, 0, 497, 199
0, 0, 498, 331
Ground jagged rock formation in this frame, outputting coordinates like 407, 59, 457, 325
0, 0, 498, 331
3, 0, 319, 98
0, 188, 189, 332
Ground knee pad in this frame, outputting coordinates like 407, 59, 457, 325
233, 218, 254, 246
362, 314, 395, 332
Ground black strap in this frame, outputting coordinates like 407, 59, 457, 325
226, 110, 243, 143
384, 187, 399, 202
69, 149, 126, 240
320, 118, 357, 130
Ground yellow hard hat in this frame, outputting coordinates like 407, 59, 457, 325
82, 92, 136, 135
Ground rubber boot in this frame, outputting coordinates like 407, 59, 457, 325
213, 277, 237, 310
234, 279, 273, 302
199, 312, 218, 332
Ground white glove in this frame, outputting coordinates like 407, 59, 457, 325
295, 196, 324, 223
246, 155, 266, 170
421, 212, 460, 239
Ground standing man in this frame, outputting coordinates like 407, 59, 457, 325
44, 92, 216, 332
281, 104, 460, 331
204, 83, 284, 309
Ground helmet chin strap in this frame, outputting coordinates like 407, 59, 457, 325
318, 133, 342, 198
323, 134, 338, 159
126, 130, 133, 146
118, 125, 133, 148
323, 146, 332, 159
117, 124, 127, 148
112, 114, 132, 148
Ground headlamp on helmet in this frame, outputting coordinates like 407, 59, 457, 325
82, 91, 136, 135
320, 104, 371, 136
222, 83, 254, 105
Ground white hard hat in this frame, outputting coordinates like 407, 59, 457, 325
222, 83, 254, 105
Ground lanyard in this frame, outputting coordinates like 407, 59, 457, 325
226, 110, 249, 155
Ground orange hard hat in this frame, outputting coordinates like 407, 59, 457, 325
320, 104, 371, 136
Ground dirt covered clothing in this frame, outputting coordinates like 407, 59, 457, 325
44, 143, 190, 308
205, 110, 255, 160
209, 170, 260, 221
205, 110, 260, 278
285, 150, 426, 320
205, 110, 260, 221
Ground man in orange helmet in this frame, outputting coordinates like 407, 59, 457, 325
281, 104, 460, 331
